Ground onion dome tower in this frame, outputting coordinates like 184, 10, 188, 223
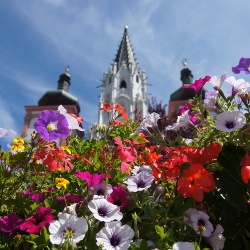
21, 67, 83, 142
168, 59, 206, 122
97, 26, 148, 125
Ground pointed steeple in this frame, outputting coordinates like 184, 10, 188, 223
114, 25, 137, 71
97, 26, 148, 126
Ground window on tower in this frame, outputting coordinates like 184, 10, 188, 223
120, 80, 127, 89
136, 75, 139, 83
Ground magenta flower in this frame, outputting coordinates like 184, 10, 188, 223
179, 103, 199, 123
107, 185, 131, 211
57, 192, 83, 203
75, 171, 106, 187
182, 76, 211, 93
34, 110, 70, 141
0, 213, 24, 236
232, 58, 250, 74
19, 206, 54, 234
22, 189, 45, 203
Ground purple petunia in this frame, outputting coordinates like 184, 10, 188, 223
34, 110, 70, 141
232, 57, 250, 74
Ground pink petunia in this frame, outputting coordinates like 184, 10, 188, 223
182, 76, 211, 93
0, 213, 24, 236
75, 171, 106, 187
19, 206, 54, 234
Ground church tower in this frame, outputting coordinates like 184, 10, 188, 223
21, 67, 83, 143
97, 26, 148, 125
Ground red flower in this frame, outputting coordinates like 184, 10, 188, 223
19, 206, 54, 234
240, 154, 250, 184
177, 164, 215, 202
181, 143, 222, 165
34, 143, 74, 171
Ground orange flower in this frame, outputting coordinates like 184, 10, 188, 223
177, 164, 215, 202
240, 154, 250, 184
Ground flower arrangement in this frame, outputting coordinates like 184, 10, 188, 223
0, 58, 250, 250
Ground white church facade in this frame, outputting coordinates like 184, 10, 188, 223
97, 26, 148, 126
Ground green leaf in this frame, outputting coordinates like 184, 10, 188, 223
215, 171, 247, 212
221, 203, 250, 238
216, 143, 247, 212
25, 227, 49, 248
155, 225, 166, 240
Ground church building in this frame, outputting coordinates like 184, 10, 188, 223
21, 67, 83, 144
97, 26, 148, 125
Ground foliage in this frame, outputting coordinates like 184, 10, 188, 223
0, 64, 250, 249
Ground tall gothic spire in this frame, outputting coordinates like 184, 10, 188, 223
114, 25, 137, 71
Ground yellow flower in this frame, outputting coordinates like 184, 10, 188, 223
62, 146, 71, 154
11, 137, 25, 152
55, 177, 70, 189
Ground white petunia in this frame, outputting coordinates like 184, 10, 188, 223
62, 203, 77, 215
172, 242, 195, 250
90, 182, 113, 198
133, 112, 161, 135
96, 221, 135, 250
131, 165, 152, 175
49, 213, 88, 245
184, 208, 214, 237
215, 110, 246, 132
225, 76, 250, 96
88, 198, 123, 222
205, 224, 225, 250
124, 171, 154, 192
208, 73, 228, 89
58, 105, 84, 131
0, 128, 16, 138
165, 110, 194, 131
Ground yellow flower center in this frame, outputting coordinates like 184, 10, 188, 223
47, 122, 57, 131
198, 225, 206, 232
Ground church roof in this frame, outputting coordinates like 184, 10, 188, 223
170, 61, 206, 101
114, 26, 137, 70
38, 67, 81, 113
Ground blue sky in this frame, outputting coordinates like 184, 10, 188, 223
1, 0, 250, 148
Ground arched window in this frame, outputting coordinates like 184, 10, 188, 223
120, 80, 127, 89
136, 75, 139, 83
